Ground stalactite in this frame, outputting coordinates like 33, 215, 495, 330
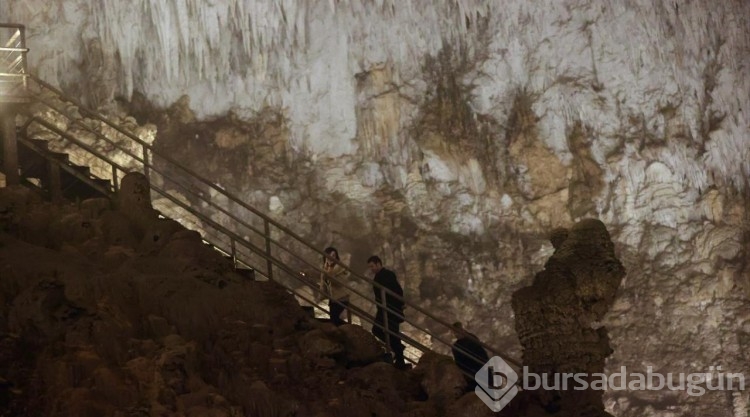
4, 0, 747, 186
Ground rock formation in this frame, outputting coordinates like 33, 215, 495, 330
512, 219, 626, 416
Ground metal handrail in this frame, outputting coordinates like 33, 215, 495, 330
0, 47, 29, 52
29, 76, 408, 291
26, 101, 370, 295
22, 74, 521, 372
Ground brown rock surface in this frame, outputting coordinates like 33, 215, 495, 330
412, 351, 467, 406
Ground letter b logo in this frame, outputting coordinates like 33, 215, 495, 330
475, 356, 519, 412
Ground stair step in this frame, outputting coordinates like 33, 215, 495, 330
17, 142, 49, 175
18, 160, 48, 180
59, 168, 106, 185
60, 179, 111, 200
91, 178, 112, 191
15, 140, 62, 183
69, 163, 90, 177
26, 139, 49, 151
48, 152, 69, 162
62, 176, 111, 191
235, 268, 256, 280
59, 169, 81, 187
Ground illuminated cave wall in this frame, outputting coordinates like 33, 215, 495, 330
3, 1, 750, 415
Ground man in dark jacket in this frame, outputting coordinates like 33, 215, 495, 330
451, 321, 490, 391
368, 255, 408, 369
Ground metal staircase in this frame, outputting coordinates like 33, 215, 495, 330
0, 23, 521, 379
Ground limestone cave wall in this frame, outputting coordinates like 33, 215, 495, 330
3, 1, 750, 415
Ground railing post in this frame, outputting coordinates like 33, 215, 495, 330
264, 219, 273, 280
230, 238, 237, 268
111, 166, 119, 191
0, 106, 19, 185
19, 27, 27, 90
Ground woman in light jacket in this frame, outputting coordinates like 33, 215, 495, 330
320, 246, 350, 326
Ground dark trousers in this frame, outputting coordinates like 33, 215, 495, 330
372, 308, 405, 365
329, 298, 350, 326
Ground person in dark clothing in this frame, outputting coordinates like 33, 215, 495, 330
367, 255, 408, 369
451, 321, 490, 391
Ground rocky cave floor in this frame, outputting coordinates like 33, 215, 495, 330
0, 184, 571, 417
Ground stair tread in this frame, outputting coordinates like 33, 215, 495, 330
16, 142, 48, 180
91, 178, 111, 187
60, 181, 110, 200
48, 151, 68, 159
25, 138, 49, 151
18, 162, 47, 180
68, 164, 91, 176
60, 174, 110, 186
235, 268, 256, 280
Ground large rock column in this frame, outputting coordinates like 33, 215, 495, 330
512, 219, 626, 416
